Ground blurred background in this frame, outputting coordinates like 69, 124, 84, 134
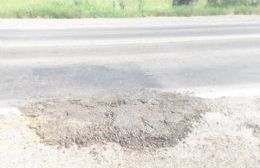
0, 0, 260, 18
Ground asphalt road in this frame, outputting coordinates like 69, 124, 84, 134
1, 16, 260, 99
0, 16, 260, 168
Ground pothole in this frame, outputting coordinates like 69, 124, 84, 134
21, 90, 211, 149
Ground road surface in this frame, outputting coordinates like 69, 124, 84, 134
1, 16, 260, 99
0, 16, 260, 168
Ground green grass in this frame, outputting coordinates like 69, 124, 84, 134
0, 0, 259, 18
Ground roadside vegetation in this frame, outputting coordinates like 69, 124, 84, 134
0, 0, 260, 18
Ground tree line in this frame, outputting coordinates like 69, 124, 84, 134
173, 0, 260, 6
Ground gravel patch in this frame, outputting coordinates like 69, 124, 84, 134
21, 90, 211, 149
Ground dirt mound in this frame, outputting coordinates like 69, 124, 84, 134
21, 90, 211, 149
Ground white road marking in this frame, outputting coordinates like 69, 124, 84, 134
163, 83, 260, 98
1, 34, 260, 47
